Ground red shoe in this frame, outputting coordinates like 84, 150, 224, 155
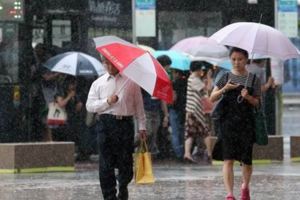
225, 194, 236, 200
241, 187, 250, 200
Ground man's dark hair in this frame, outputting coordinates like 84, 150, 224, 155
157, 55, 172, 67
229, 47, 249, 58
172, 68, 185, 76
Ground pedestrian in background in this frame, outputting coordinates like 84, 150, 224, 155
31, 43, 61, 142
210, 47, 261, 200
86, 56, 146, 200
155, 55, 173, 159
183, 61, 211, 163
169, 68, 187, 160
247, 59, 274, 109
192, 64, 214, 164
157, 54, 172, 80
142, 89, 169, 156
53, 76, 84, 143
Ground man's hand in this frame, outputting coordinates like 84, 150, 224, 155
138, 130, 147, 141
107, 95, 119, 105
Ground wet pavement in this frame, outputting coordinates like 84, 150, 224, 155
0, 106, 299, 200
0, 161, 300, 200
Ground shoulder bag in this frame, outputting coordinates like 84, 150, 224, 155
250, 74, 268, 145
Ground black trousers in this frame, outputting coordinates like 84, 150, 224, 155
96, 115, 134, 200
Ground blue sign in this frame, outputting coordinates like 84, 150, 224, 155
278, 0, 297, 12
136, 0, 155, 10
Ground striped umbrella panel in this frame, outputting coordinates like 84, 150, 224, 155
44, 52, 105, 76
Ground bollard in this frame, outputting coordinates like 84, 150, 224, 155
0, 142, 75, 173
290, 136, 300, 162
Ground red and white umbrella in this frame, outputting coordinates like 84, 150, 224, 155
94, 36, 173, 103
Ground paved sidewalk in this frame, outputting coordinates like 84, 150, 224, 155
0, 161, 300, 200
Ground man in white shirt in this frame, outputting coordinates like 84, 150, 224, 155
86, 57, 146, 200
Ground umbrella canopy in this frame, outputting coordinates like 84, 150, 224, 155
171, 36, 229, 59
44, 51, 105, 76
217, 60, 232, 70
94, 36, 173, 103
137, 44, 155, 55
171, 36, 216, 52
210, 22, 300, 60
154, 50, 191, 71
189, 43, 229, 58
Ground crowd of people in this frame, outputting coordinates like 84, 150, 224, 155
29, 41, 223, 164
28, 41, 276, 200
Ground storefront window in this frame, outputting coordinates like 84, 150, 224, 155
0, 23, 19, 83
158, 11, 222, 49
52, 20, 71, 48
88, 26, 132, 41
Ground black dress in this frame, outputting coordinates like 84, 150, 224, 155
212, 73, 258, 165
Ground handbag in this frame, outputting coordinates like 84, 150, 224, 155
254, 106, 268, 145
47, 102, 67, 126
134, 139, 155, 184
250, 74, 268, 146
200, 97, 214, 114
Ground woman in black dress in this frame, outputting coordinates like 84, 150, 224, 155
210, 47, 261, 200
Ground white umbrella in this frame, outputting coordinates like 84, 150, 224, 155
171, 36, 229, 59
210, 22, 300, 60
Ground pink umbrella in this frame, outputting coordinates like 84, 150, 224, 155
94, 36, 173, 103
170, 36, 229, 60
210, 22, 300, 60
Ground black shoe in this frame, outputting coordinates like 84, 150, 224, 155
117, 187, 128, 200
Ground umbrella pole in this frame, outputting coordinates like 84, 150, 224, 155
237, 14, 263, 103
115, 79, 130, 95
237, 55, 254, 103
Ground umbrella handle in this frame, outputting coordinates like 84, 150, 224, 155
237, 94, 244, 103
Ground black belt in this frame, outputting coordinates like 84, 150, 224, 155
98, 114, 133, 121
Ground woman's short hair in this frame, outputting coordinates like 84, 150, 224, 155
190, 61, 211, 72
157, 55, 172, 67
229, 47, 249, 58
